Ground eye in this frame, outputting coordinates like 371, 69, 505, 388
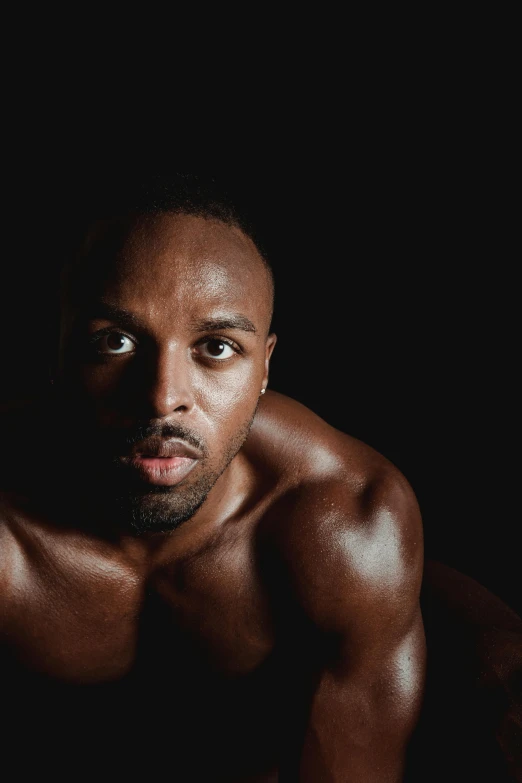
196, 338, 237, 360
95, 332, 135, 355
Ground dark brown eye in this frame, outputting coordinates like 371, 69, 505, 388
197, 339, 235, 360
96, 332, 135, 355
107, 334, 126, 350
207, 340, 226, 356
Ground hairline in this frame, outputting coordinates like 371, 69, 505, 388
61, 207, 275, 335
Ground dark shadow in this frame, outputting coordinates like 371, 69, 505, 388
405, 560, 522, 782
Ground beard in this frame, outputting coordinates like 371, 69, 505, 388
55, 404, 259, 537
107, 471, 217, 536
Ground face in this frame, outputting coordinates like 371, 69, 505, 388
54, 213, 276, 535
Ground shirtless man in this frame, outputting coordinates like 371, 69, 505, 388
0, 181, 425, 781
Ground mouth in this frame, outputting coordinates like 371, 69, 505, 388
125, 455, 198, 486
118, 437, 202, 486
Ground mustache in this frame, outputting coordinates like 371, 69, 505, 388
80, 419, 208, 458
122, 421, 207, 455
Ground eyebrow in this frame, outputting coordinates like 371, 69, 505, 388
76, 302, 143, 330
191, 316, 258, 335
76, 302, 258, 335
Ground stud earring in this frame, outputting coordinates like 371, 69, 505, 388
260, 388, 266, 395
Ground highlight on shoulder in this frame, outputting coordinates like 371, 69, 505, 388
250, 389, 424, 619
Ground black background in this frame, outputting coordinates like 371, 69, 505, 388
1, 162, 518, 615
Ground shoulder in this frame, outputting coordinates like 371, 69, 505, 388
0, 396, 48, 570
251, 391, 424, 639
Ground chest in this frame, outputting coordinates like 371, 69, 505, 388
1, 529, 276, 684
0, 527, 290, 781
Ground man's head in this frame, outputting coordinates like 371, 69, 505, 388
53, 177, 276, 536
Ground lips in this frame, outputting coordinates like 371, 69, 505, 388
130, 436, 202, 460
119, 437, 202, 486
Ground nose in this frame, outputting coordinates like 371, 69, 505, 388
140, 344, 195, 418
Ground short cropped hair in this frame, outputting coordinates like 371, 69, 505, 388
63, 173, 274, 316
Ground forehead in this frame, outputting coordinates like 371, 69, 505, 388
64, 213, 272, 328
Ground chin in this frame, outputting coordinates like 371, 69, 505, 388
115, 482, 213, 536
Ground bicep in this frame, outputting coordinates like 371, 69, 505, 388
275, 466, 425, 780
295, 609, 426, 783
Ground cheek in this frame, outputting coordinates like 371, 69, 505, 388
191, 362, 262, 428
75, 363, 129, 401
65, 355, 263, 425
60, 361, 136, 427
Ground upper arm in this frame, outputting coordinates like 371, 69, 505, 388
277, 466, 426, 782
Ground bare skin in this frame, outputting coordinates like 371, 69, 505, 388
0, 213, 425, 781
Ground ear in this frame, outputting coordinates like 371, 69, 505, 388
261, 333, 277, 392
